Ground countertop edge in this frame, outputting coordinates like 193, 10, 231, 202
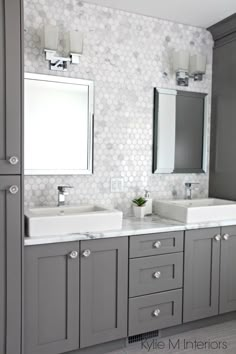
24, 216, 236, 246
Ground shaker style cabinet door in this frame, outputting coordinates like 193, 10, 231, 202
0, 176, 21, 354
80, 238, 128, 348
183, 228, 221, 323
0, 0, 22, 175
24, 242, 80, 354
220, 226, 236, 314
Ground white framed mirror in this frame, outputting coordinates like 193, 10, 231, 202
24, 73, 94, 175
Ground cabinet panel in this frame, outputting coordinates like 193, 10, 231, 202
129, 253, 183, 297
0, 176, 21, 354
0, 0, 22, 174
220, 226, 236, 314
80, 238, 128, 348
129, 289, 182, 336
209, 37, 236, 199
183, 228, 220, 323
24, 242, 80, 354
130, 231, 184, 258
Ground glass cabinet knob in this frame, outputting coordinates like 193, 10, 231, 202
153, 309, 161, 317
223, 234, 230, 241
154, 241, 161, 248
153, 271, 161, 279
214, 234, 221, 242
9, 185, 19, 194
69, 251, 78, 259
9, 156, 19, 165
82, 249, 91, 257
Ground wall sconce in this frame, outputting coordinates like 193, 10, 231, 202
42, 25, 83, 71
172, 51, 190, 87
172, 50, 207, 86
190, 54, 207, 81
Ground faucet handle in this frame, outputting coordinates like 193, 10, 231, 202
57, 185, 74, 193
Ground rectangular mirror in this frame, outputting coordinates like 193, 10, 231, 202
153, 88, 208, 174
24, 73, 94, 175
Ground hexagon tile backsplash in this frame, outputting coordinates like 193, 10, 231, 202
24, 0, 213, 216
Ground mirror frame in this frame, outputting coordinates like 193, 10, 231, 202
24, 73, 94, 175
152, 87, 208, 174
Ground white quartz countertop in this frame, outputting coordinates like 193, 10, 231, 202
24, 215, 236, 246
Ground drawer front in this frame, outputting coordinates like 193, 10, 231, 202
129, 231, 184, 258
129, 289, 182, 336
129, 253, 183, 297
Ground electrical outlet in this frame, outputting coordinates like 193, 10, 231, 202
111, 178, 124, 193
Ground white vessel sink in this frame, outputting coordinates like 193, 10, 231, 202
25, 205, 123, 237
155, 198, 236, 224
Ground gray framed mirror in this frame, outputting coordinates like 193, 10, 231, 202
24, 73, 94, 175
152, 88, 208, 174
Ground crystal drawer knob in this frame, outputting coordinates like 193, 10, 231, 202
223, 234, 230, 241
153, 309, 160, 317
9, 156, 19, 165
9, 185, 19, 194
82, 249, 91, 257
214, 234, 221, 242
69, 251, 78, 259
153, 271, 161, 279
154, 241, 161, 248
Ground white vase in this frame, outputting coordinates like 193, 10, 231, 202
133, 205, 146, 218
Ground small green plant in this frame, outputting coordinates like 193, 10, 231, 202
132, 197, 147, 207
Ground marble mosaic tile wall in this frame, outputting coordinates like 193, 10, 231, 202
24, 0, 214, 215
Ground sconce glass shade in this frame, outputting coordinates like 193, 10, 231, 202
69, 31, 83, 54
43, 25, 59, 51
172, 50, 190, 72
190, 54, 207, 74
172, 51, 190, 86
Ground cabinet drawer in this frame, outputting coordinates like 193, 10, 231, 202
129, 289, 182, 336
129, 232, 184, 258
129, 253, 183, 297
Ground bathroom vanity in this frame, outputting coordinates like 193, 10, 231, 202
24, 216, 236, 354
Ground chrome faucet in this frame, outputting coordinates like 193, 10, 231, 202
185, 182, 199, 200
57, 185, 73, 207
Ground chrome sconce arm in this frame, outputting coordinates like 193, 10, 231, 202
44, 50, 81, 71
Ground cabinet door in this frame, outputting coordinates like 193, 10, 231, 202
80, 238, 128, 348
183, 228, 220, 323
209, 39, 236, 200
0, 0, 22, 174
220, 226, 236, 314
24, 242, 80, 354
0, 176, 21, 354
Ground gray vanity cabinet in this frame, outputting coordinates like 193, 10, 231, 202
0, 0, 22, 175
219, 226, 236, 314
80, 237, 128, 348
0, 176, 22, 354
24, 242, 80, 354
183, 228, 221, 323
